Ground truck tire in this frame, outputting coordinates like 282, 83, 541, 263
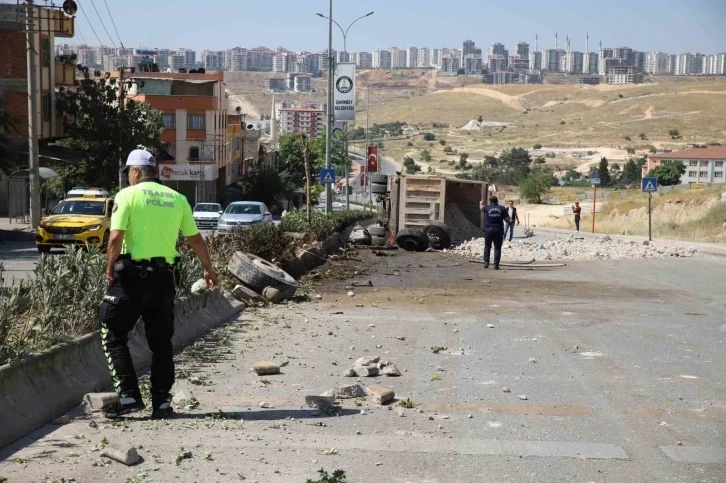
368, 226, 386, 237
370, 174, 388, 184
423, 221, 452, 250
227, 252, 299, 299
371, 235, 386, 247
395, 229, 430, 252
371, 183, 388, 194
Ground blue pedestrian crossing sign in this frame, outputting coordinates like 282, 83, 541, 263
321, 168, 336, 185
642, 177, 658, 193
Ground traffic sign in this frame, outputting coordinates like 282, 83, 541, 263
642, 177, 658, 193
590, 175, 601, 186
321, 168, 336, 185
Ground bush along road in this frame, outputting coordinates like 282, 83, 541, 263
0, 233, 725, 482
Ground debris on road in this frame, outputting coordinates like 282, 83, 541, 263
253, 361, 281, 376
305, 395, 335, 410
518, 395, 528, 400
83, 392, 119, 412
366, 386, 395, 405
327, 384, 366, 399
100, 442, 140, 466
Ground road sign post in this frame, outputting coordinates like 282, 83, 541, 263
321, 168, 336, 185
642, 177, 658, 241
590, 175, 601, 234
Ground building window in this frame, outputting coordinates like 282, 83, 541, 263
689, 160, 698, 166
714, 171, 723, 178
189, 146, 200, 161
700, 160, 709, 166
716, 161, 724, 167
661, 160, 671, 164
188, 114, 205, 130
162, 113, 176, 129
688, 171, 697, 177
42, 93, 51, 119
699, 171, 708, 177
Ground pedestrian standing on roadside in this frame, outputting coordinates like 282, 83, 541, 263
572, 201, 582, 233
504, 200, 520, 242
480, 196, 511, 269
100, 149, 219, 419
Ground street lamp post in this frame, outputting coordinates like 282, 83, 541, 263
316, 8, 374, 211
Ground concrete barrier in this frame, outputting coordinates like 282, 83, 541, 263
0, 290, 244, 449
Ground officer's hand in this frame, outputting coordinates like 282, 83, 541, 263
204, 268, 220, 291
106, 272, 114, 287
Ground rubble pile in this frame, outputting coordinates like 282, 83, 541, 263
444, 202, 484, 244
451, 233, 699, 261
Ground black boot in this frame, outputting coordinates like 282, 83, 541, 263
102, 396, 146, 419
151, 393, 174, 420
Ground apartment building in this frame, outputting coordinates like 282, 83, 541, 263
357, 52, 373, 69
119, 70, 230, 204
645, 52, 672, 75
201, 50, 221, 70
373, 50, 392, 69
515, 42, 530, 58
407, 47, 419, 68
226, 48, 247, 71
703, 54, 726, 75
293, 75, 311, 93
487, 56, 508, 73
272, 53, 290, 73
337, 51, 350, 64
541, 49, 560, 72
645, 148, 726, 185
279, 106, 325, 138
583, 52, 599, 74
463, 56, 483, 75
440, 56, 460, 74
264, 78, 286, 92
607, 66, 642, 84
529, 51, 543, 71
431, 49, 442, 68
563, 51, 584, 74
675, 53, 704, 75
418, 48, 431, 68
177, 48, 197, 66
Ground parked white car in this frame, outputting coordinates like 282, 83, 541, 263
192, 203, 223, 230
217, 201, 273, 233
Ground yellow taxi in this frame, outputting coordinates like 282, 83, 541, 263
36, 190, 114, 254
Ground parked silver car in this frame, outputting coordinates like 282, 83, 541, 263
217, 201, 273, 233
192, 203, 223, 230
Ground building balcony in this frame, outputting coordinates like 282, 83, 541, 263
55, 62, 76, 86
49, 8, 75, 38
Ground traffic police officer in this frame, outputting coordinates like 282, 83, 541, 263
101, 149, 219, 418
480, 195, 511, 270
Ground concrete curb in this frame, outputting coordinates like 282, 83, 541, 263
0, 290, 245, 449
531, 226, 726, 258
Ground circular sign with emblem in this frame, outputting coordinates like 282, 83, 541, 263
336, 76, 353, 94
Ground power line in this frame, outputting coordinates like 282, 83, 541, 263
77, 0, 104, 46
102, 0, 124, 49
88, 0, 116, 48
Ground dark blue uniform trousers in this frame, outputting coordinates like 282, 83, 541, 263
483, 228, 504, 265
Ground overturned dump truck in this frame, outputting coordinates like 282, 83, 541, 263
388, 175, 489, 248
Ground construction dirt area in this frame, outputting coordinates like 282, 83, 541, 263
1, 228, 725, 483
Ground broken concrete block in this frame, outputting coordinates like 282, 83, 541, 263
353, 365, 379, 377
355, 356, 380, 366
231, 284, 268, 305
100, 442, 140, 466
343, 368, 357, 377
305, 395, 335, 410
262, 286, 281, 303
83, 392, 119, 412
172, 390, 195, 406
253, 361, 281, 376
335, 384, 367, 399
365, 386, 395, 405
382, 364, 401, 377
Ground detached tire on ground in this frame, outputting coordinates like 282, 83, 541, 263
395, 229, 430, 252
423, 221, 452, 250
227, 252, 299, 300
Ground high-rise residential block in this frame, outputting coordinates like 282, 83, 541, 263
373, 50, 392, 69
407, 47, 419, 68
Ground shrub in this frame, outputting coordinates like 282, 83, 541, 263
423, 132, 435, 141
624, 136, 631, 141
407, 141, 413, 147
439, 139, 446, 146
533, 143, 542, 150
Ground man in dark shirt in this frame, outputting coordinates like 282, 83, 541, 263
480, 196, 511, 269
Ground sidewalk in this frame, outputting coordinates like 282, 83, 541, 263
531, 226, 726, 258
0, 220, 35, 242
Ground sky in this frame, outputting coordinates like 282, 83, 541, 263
68, 0, 726, 54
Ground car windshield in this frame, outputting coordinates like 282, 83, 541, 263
225, 204, 262, 215
194, 204, 221, 212
51, 200, 106, 216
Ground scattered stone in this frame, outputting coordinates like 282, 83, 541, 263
487, 324, 495, 329
100, 442, 140, 466
334, 384, 367, 399
502, 387, 511, 393
343, 368, 357, 377
315, 294, 323, 300
382, 365, 402, 377
347, 291, 356, 298
429, 416, 434, 420
397, 410, 405, 417
468, 414, 474, 419
375, 462, 383, 466
84, 392, 119, 412
529, 358, 537, 363
518, 395, 528, 400
688, 246, 697, 255
259, 402, 271, 408
354, 365, 379, 377
231, 284, 268, 305
190, 278, 208, 294
418, 408, 424, 414
305, 396, 335, 410
262, 286, 281, 303
643, 241, 649, 246
253, 361, 281, 376
365, 386, 395, 405
172, 390, 195, 406
356, 356, 380, 366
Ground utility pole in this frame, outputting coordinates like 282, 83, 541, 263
26, 0, 41, 228
324, 0, 334, 215
118, 66, 126, 189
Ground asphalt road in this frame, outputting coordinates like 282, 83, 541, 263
1, 248, 724, 482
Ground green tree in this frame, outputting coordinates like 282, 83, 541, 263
402, 156, 421, 175
621, 159, 641, 185
647, 162, 686, 186
639, 133, 647, 140
668, 129, 680, 139
533, 143, 542, 150
423, 132, 435, 141
597, 157, 612, 187
519, 170, 553, 204
626, 147, 635, 156
459, 153, 469, 165
439, 139, 446, 146
55, 66, 164, 189
420, 149, 432, 162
